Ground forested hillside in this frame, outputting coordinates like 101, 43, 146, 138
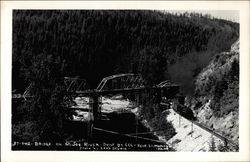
12, 10, 239, 142
13, 10, 239, 92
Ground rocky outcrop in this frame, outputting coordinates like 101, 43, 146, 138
185, 39, 239, 144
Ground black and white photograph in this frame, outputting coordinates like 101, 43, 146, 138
1, 1, 250, 161
11, 9, 240, 152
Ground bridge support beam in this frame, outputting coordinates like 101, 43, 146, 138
135, 93, 140, 107
92, 94, 99, 123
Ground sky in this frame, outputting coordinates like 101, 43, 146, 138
195, 10, 239, 23
167, 10, 239, 23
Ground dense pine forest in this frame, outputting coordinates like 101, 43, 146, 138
13, 10, 238, 91
12, 10, 239, 142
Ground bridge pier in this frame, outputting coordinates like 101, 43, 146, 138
92, 94, 100, 123
135, 93, 140, 107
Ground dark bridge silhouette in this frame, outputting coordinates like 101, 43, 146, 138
13, 73, 180, 123
63, 74, 179, 122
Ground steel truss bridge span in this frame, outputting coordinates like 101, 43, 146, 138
96, 73, 145, 92
65, 74, 179, 123
14, 73, 180, 123
64, 74, 179, 97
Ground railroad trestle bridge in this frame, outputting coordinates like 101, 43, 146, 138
17, 73, 180, 123
64, 73, 180, 122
